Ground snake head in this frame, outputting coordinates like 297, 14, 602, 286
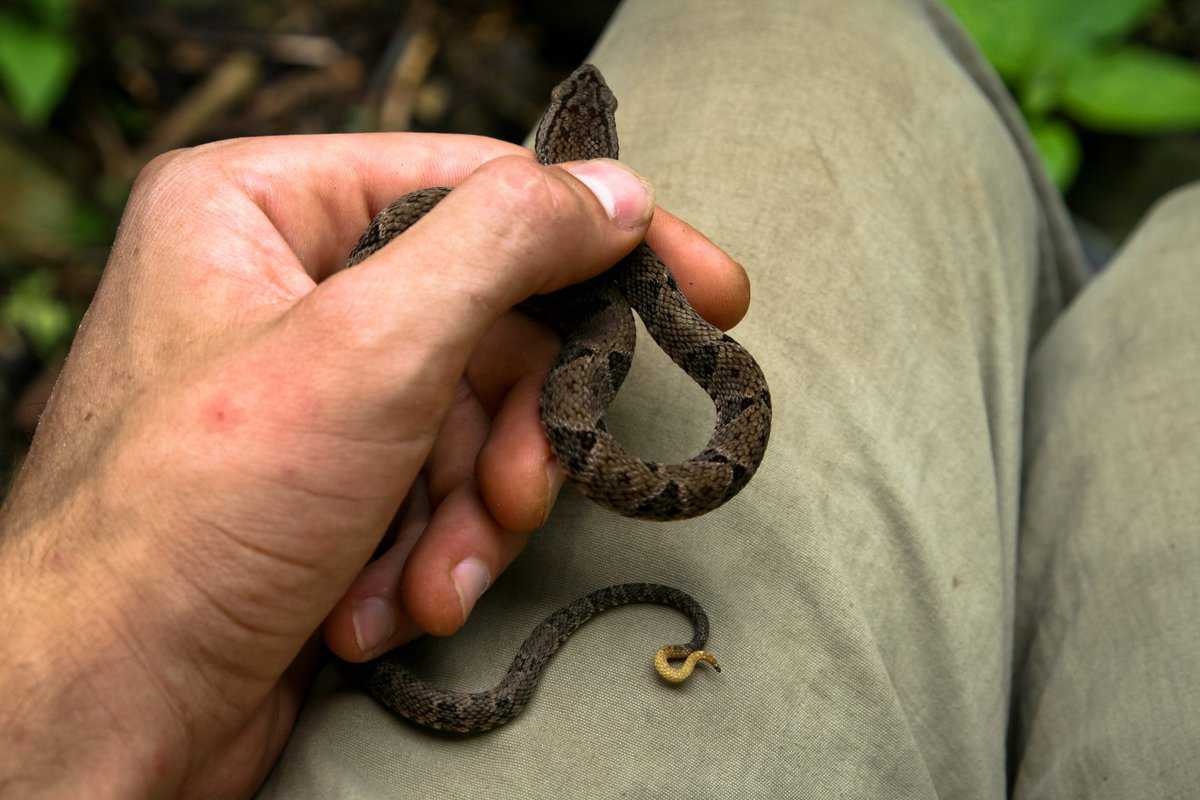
534, 63, 619, 164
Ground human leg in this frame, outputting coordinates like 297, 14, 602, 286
1013, 183, 1200, 798
261, 2, 1084, 796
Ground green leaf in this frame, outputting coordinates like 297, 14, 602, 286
941, 0, 1044, 80
943, 0, 1164, 83
1027, 117, 1082, 189
1039, 0, 1163, 44
1021, 63, 1065, 117
1, 270, 75, 357
0, 13, 77, 126
1062, 46, 1200, 132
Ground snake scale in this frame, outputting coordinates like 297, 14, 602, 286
343, 65, 771, 734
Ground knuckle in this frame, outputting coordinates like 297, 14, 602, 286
132, 147, 194, 193
475, 156, 576, 230
124, 148, 217, 234
136, 138, 262, 194
190, 136, 271, 176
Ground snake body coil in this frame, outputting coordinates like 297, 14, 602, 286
345, 65, 771, 734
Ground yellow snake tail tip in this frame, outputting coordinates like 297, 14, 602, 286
654, 646, 721, 684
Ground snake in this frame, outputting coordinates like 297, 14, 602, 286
342, 64, 771, 734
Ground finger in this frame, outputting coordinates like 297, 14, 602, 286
461, 207, 748, 532
333, 154, 655, 335
187, 132, 530, 279
476, 370, 566, 533
465, 311, 560, 415
328, 378, 532, 657
401, 482, 531, 637
459, 206, 746, 416
646, 206, 751, 331
425, 379, 492, 505
465, 317, 561, 533
323, 476, 431, 661
460, 209, 748, 533
289, 155, 655, 436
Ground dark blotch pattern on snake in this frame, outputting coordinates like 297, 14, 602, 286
343, 583, 718, 735
343, 65, 771, 734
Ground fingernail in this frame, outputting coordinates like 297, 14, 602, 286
542, 462, 567, 526
563, 158, 654, 229
353, 597, 396, 656
451, 557, 491, 621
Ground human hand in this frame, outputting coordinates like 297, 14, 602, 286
0, 133, 749, 798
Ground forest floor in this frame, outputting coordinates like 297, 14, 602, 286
2, 0, 1199, 491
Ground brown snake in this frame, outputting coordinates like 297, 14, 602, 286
342, 65, 771, 734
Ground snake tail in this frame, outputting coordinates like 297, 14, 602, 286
654, 645, 721, 684
351, 583, 715, 735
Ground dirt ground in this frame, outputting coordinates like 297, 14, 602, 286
2, 0, 1199, 491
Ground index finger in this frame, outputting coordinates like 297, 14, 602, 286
646, 206, 751, 331
185, 132, 530, 280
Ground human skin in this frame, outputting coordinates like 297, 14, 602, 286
0, 133, 750, 798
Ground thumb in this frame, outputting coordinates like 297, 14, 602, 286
289, 154, 654, 429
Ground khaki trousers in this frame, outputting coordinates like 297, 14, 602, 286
259, 1, 1200, 796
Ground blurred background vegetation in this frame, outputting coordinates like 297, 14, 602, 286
2, 0, 1199, 491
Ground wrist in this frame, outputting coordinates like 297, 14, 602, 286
0, 523, 188, 798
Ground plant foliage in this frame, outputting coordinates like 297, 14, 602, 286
944, 0, 1200, 188
0, 0, 78, 126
